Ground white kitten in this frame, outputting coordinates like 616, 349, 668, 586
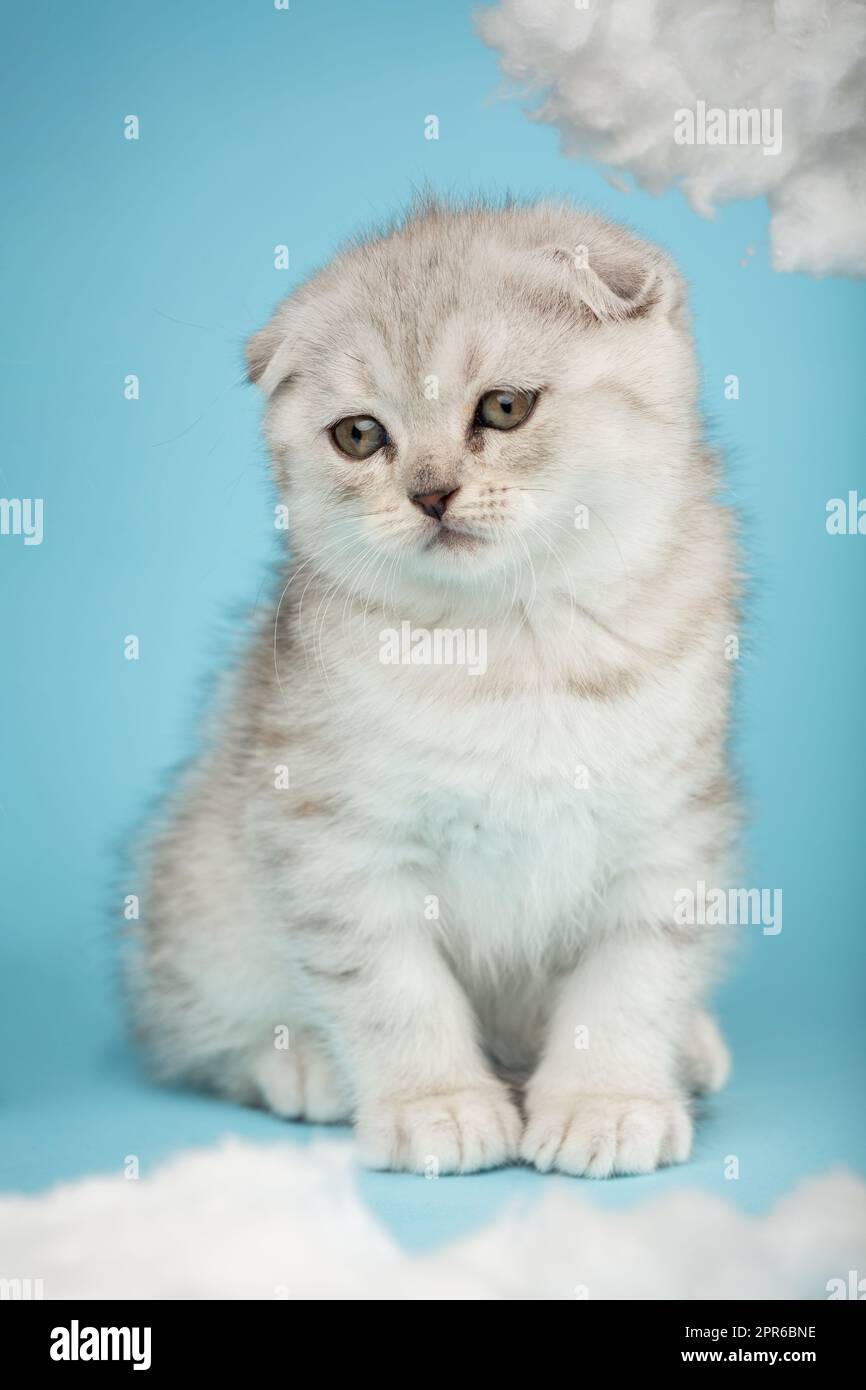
131, 199, 737, 1177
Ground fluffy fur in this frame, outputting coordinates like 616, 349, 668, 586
130, 199, 738, 1177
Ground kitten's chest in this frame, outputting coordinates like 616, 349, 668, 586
393, 689, 631, 928
326, 646, 682, 934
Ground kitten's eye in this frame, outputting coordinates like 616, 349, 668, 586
331, 415, 389, 459
475, 388, 537, 431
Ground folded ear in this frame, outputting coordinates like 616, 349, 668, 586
538, 243, 684, 326
245, 310, 296, 394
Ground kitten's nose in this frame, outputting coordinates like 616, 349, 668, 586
411, 485, 460, 522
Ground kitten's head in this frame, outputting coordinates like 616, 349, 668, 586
248, 200, 703, 611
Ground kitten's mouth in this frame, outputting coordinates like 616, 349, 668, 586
426, 524, 486, 552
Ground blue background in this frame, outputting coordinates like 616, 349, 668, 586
1, 0, 864, 1248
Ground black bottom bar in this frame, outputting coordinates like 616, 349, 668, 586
3, 1298, 861, 1373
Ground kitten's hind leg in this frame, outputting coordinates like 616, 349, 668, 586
251, 1033, 351, 1123
682, 1009, 731, 1096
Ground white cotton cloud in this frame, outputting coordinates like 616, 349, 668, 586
476, 0, 866, 277
1, 1137, 864, 1298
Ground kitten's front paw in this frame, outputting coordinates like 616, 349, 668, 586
521, 1094, 693, 1178
357, 1084, 521, 1174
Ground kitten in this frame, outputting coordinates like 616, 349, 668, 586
131, 199, 737, 1177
